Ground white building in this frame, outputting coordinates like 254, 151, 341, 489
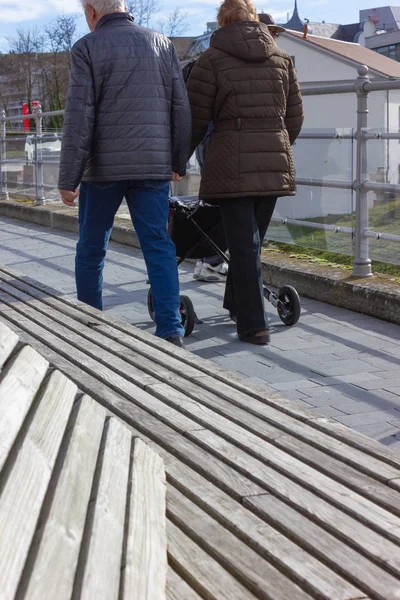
274, 29, 400, 219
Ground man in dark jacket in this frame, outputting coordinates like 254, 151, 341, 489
58, 1, 191, 348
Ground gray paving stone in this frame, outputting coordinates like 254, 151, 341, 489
301, 391, 355, 408
330, 399, 398, 415
273, 389, 312, 402
335, 409, 400, 427
386, 387, 400, 396
313, 406, 348, 418
310, 360, 379, 377
270, 380, 324, 392
352, 422, 400, 444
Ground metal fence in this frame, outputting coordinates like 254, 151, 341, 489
1, 65, 400, 276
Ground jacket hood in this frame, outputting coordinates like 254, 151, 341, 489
210, 21, 276, 62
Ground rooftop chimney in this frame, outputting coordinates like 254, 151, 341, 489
303, 23, 308, 38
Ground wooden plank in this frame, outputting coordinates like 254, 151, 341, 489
0, 280, 156, 390
0, 270, 205, 381
181, 429, 400, 577
0, 370, 76, 599
78, 417, 132, 600
102, 422, 387, 600
166, 568, 203, 600
0, 298, 201, 435
244, 494, 400, 600
274, 433, 400, 515
167, 486, 315, 600
142, 383, 400, 545
23, 395, 105, 600
189, 374, 400, 484
122, 438, 167, 600
309, 416, 400, 470
0, 318, 19, 369
167, 521, 257, 600
0, 316, 263, 502
0, 345, 48, 471
145, 380, 400, 515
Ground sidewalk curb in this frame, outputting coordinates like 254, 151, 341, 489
1, 199, 399, 325
261, 256, 400, 326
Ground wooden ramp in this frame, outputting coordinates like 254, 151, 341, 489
0, 322, 167, 600
1, 265, 400, 600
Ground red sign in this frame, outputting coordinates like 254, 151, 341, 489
22, 101, 39, 131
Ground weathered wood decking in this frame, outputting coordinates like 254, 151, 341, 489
0, 322, 167, 600
0, 264, 400, 599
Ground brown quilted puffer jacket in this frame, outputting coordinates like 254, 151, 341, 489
187, 20, 304, 201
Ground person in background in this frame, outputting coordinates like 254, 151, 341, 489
182, 59, 229, 282
187, 0, 303, 345
192, 128, 229, 282
58, 0, 191, 348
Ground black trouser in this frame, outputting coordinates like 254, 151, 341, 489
219, 196, 277, 335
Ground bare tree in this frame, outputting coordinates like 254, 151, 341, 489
43, 15, 79, 128
158, 7, 189, 37
7, 27, 45, 54
7, 28, 46, 128
127, 0, 158, 27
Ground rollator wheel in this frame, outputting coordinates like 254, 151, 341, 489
277, 285, 301, 326
180, 295, 196, 337
147, 288, 155, 322
148, 289, 196, 337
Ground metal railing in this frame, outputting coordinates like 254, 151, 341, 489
1, 65, 400, 276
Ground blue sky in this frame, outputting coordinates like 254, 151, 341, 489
0, 0, 364, 52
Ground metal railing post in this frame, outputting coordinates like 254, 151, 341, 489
352, 65, 372, 277
35, 104, 45, 205
0, 110, 9, 200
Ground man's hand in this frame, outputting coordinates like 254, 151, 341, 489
59, 188, 79, 207
172, 172, 183, 182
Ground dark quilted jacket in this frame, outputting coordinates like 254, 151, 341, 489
186, 21, 304, 201
58, 13, 191, 191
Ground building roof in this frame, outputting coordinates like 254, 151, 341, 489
337, 23, 362, 43
286, 29, 400, 78
307, 22, 341, 38
282, 0, 304, 32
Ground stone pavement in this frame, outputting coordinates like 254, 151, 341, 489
1, 214, 400, 451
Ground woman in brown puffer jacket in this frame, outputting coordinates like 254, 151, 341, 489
187, 0, 303, 345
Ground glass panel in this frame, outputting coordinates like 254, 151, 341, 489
266, 129, 355, 255
364, 127, 400, 266
41, 129, 62, 201
3, 129, 37, 201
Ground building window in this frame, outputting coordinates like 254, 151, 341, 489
376, 43, 398, 60
290, 55, 296, 67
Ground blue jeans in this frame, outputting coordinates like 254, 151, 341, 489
76, 180, 184, 339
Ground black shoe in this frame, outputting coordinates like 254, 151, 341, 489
238, 330, 270, 345
165, 335, 185, 348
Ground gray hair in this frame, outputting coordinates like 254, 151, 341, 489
81, 0, 125, 16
